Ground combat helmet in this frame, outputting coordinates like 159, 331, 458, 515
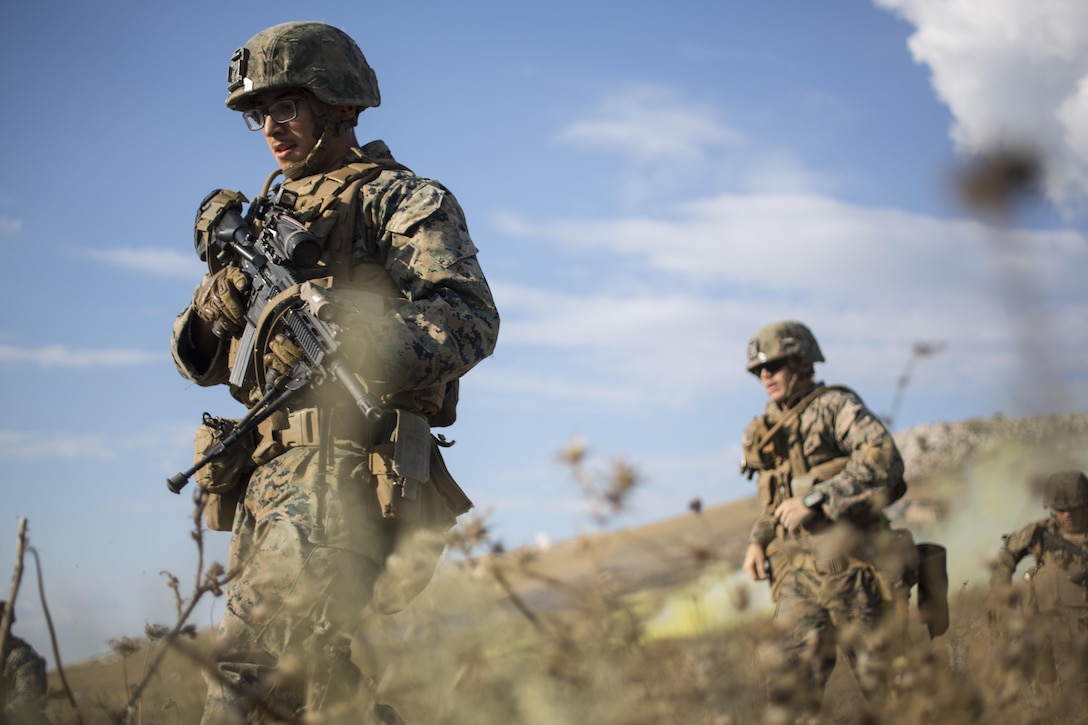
746, 320, 825, 375
1042, 470, 1088, 509
226, 21, 381, 111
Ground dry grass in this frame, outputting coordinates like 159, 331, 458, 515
34, 415, 1088, 724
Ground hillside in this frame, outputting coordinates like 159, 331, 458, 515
495, 410, 1088, 611
44, 410, 1088, 724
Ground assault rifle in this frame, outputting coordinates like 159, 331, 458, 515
1035, 529, 1088, 587
167, 188, 382, 494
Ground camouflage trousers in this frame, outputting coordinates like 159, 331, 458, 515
767, 560, 887, 713
200, 447, 392, 725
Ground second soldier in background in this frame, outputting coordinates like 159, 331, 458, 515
739, 320, 908, 715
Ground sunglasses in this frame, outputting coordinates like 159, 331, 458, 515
755, 359, 789, 376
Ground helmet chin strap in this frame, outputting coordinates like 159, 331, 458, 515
781, 360, 814, 407
282, 99, 358, 181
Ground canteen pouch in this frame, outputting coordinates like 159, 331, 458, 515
368, 416, 473, 614
916, 542, 949, 638
370, 410, 433, 519
192, 413, 257, 531
369, 409, 473, 524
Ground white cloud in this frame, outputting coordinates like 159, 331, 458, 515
0, 430, 113, 461
554, 85, 849, 204
875, 0, 1088, 208
499, 192, 1087, 303
558, 84, 745, 163
0, 422, 196, 463
77, 247, 205, 279
0, 343, 158, 368
0, 216, 21, 235
492, 191, 1088, 410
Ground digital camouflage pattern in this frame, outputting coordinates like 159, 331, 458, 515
742, 384, 906, 550
773, 562, 888, 708
741, 382, 906, 713
1, 634, 47, 725
226, 21, 381, 111
200, 448, 387, 721
171, 140, 498, 723
745, 319, 825, 374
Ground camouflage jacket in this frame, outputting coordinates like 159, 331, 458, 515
742, 383, 906, 548
992, 517, 1088, 613
171, 140, 499, 412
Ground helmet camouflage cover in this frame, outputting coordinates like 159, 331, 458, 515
226, 21, 381, 111
1041, 470, 1088, 509
746, 320, 825, 374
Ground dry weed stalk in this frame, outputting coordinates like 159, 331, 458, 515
885, 341, 945, 429
114, 488, 276, 725
3, 519, 86, 724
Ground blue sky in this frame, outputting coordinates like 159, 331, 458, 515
2, 0, 1087, 665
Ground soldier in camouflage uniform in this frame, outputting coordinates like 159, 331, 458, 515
0, 602, 48, 725
990, 470, 1088, 695
170, 21, 499, 724
739, 321, 907, 715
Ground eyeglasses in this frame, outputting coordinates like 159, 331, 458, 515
242, 96, 307, 131
755, 359, 789, 376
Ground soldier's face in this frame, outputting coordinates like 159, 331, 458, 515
252, 88, 320, 171
758, 359, 794, 405
1052, 506, 1088, 533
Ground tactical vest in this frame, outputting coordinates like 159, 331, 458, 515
208, 147, 458, 427
1029, 529, 1088, 613
743, 385, 852, 514
743, 384, 906, 515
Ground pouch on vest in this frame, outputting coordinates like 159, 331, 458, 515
192, 414, 256, 531
741, 415, 775, 476
369, 410, 472, 523
370, 410, 432, 519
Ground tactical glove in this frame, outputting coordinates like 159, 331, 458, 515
264, 334, 306, 380
194, 267, 249, 336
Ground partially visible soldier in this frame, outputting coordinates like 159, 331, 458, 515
739, 321, 909, 716
990, 470, 1088, 695
0, 602, 48, 725
170, 20, 498, 725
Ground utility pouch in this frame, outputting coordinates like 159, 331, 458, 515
369, 439, 472, 616
916, 542, 949, 638
370, 410, 432, 519
392, 410, 431, 487
765, 537, 801, 603
369, 411, 473, 525
192, 414, 256, 531
757, 471, 778, 509
741, 415, 774, 475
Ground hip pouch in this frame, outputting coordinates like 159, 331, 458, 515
368, 410, 473, 528
192, 413, 257, 531
367, 411, 474, 614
